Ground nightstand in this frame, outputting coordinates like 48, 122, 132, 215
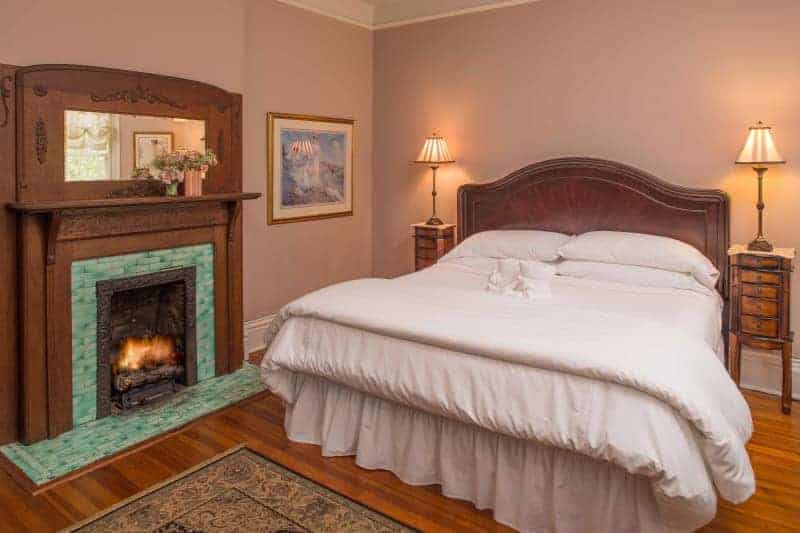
412, 223, 455, 271
728, 245, 795, 413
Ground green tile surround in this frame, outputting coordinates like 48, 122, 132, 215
71, 244, 216, 425
1, 364, 265, 486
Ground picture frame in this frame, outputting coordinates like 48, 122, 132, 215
267, 112, 354, 224
133, 132, 173, 177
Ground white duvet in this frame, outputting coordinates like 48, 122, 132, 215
261, 258, 754, 530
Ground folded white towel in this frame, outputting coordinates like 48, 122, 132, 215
486, 258, 521, 295
517, 275, 553, 299
517, 260, 555, 299
487, 259, 554, 299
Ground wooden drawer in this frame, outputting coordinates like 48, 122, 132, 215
415, 247, 438, 259
742, 283, 779, 299
738, 255, 781, 269
415, 226, 453, 239
415, 237, 439, 249
741, 296, 778, 318
415, 258, 435, 270
741, 269, 781, 285
741, 315, 779, 337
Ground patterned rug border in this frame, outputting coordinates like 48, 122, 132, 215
60, 444, 248, 532
61, 445, 416, 532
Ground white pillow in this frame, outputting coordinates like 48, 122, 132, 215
558, 231, 719, 289
442, 230, 572, 262
557, 260, 712, 294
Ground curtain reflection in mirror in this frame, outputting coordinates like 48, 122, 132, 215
65, 110, 120, 181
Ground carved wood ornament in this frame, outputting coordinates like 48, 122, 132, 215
0, 75, 11, 128
34, 118, 47, 164
90, 84, 186, 109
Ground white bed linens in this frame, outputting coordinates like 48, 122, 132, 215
261, 259, 754, 531
283, 373, 671, 532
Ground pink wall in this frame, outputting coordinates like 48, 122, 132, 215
373, 0, 800, 289
2, 0, 374, 321
2, 0, 246, 91
242, 1, 373, 320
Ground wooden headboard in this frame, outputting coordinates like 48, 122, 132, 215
457, 157, 730, 294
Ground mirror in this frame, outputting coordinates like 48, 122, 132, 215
64, 110, 206, 182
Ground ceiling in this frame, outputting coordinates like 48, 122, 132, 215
277, 0, 541, 29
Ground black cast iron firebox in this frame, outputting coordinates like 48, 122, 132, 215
96, 266, 197, 419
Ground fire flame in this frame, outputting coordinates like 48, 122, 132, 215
114, 335, 179, 373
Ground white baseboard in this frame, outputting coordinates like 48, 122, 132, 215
740, 349, 800, 401
243, 313, 799, 401
243, 314, 276, 355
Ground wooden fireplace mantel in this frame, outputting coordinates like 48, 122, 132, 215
7, 192, 260, 213
8, 192, 260, 266
11, 192, 260, 443
0, 63, 258, 445
8, 193, 260, 266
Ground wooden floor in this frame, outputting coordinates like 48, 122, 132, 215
0, 390, 797, 532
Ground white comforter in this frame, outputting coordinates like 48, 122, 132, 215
261, 259, 754, 530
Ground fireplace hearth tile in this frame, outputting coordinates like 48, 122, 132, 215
70, 244, 216, 426
1, 364, 265, 486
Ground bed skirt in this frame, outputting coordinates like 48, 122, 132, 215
279, 373, 679, 533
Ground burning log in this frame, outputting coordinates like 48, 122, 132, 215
114, 334, 179, 374
114, 364, 184, 392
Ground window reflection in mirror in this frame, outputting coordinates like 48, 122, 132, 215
64, 110, 206, 182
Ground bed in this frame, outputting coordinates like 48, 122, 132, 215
261, 158, 752, 532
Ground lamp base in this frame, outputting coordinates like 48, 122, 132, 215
748, 236, 774, 252
425, 215, 445, 226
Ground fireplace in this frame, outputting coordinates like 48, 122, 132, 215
96, 267, 197, 418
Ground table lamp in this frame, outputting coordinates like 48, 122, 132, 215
735, 121, 786, 252
415, 132, 455, 226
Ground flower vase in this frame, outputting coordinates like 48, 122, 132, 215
165, 182, 179, 196
184, 170, 203, 197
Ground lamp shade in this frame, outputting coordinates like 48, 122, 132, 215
735, 122, 785, 165
415, 133, 455, 165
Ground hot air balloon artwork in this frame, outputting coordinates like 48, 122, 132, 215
267, 113, 354, 224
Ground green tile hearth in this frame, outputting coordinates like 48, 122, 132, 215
70, 244, 216, 425
1, 365, 265, 486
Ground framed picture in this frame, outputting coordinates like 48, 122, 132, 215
133, 132, 173, 177
267, 112, 354, 224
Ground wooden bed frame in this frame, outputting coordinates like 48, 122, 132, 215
457, 156, 731, 355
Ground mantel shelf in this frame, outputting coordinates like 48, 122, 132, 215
7, 192, 261, 214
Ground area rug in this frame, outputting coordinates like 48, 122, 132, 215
3, 364, 266, 486
64, 446, 414, 532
